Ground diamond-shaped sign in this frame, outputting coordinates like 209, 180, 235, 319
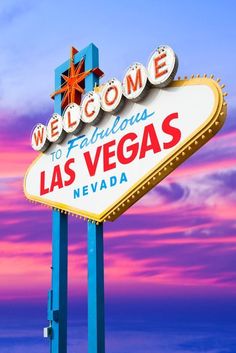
24, 77, 226, 222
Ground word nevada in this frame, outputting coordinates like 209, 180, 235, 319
32, 45, 178, 152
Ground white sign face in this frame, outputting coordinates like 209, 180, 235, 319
122, 63, 148, 101
24, 78, 226, 222
47, 113, 66, 143
63, 103, 84, 134
100, 78, 124, 113
31, 123, 49, 152
81, 91, 102, 124
147, 45, 178, 87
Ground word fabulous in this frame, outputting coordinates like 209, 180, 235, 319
39, 111, 181, 196
31, 45, 178, 152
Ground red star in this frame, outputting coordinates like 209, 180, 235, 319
51, 47, 103, 109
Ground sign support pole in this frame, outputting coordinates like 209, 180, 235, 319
84, 44, 105, 353
88, 222, 105, 353
51, 210, 68, 353
46, 43, 103, 353
49, 51, 70, 353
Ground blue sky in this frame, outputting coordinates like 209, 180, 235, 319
0, 0, 235, 114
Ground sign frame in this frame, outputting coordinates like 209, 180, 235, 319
24, 76, 227, 222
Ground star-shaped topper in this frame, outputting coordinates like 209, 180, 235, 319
51, 47, 104, 109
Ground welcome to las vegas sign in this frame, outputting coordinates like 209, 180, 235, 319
24, 45, 227, 222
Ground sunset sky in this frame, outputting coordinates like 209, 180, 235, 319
0, 1, 236, 352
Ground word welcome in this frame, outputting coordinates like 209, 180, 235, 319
31, 45, 178, 152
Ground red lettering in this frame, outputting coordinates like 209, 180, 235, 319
51, 119, 59, 137
139, 124, 161, 159
67, 111, 77, 128
81, 114, 180, 178
162, 113, 181, 149
34, 127, 45, 146
84, 146, 102, 177
126, 68, 142, 94
85, 98, 94, 117
64, 158, 76, 186
40, 159, 75, 195
154, 53, 167, 78
117, 133, 139, 164
40, 171, 49, 195
50, 165, 63, 192
105, 86, 118, 106
103, 140, 116, 171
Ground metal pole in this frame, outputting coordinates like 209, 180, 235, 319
87, 222, 105, 353
51, 210, 68, 353
45, 43, 102, 353
84, 44, 105, 353
48, 50, 69, 353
